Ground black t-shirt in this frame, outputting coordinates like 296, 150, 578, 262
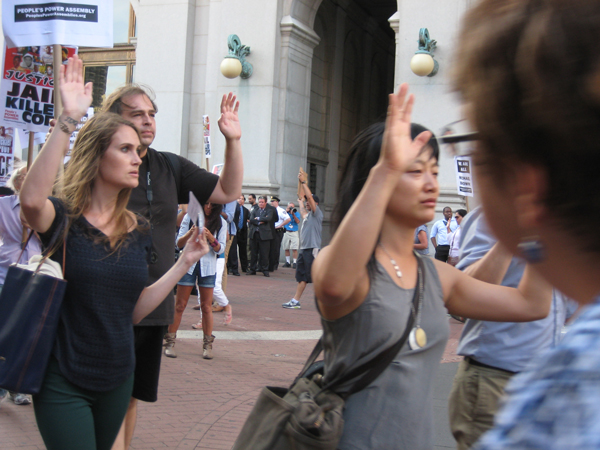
41, 197, 152, 391
127, 148, 219, 325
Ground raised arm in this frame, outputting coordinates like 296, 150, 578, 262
437, 260, 552, 322
208, 93, 242, 203
20, 55, 92, 233
461, 241, 513, 285
298, 172, 317, 213
312, 84, 432, 315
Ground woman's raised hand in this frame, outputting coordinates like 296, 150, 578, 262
379, 83, 432, 172
59, 55, 92, 123
217, 92, 241, 141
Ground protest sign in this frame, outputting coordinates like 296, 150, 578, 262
203, 115, 211, 158
0, 126, 15, 187
0, 45, 76, 132
17, 128, 44, 148
2, 0, 113, 48
212, 163, 223, 176
69, 106, 94, 149
454, 155, 474, 197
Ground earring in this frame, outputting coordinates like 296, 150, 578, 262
517, 236, 546, 263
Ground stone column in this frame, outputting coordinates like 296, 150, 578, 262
277, 16, 321, 202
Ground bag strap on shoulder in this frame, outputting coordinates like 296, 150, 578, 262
159, 152, 183, 203
15, 213, 68, 277
298, 254, 425, 398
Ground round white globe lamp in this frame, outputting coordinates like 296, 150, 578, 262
220, 57, 242, 79
410, 53, 435, 77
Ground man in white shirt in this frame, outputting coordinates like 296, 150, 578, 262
430, 206, 458, 262
269, 196, 290, 271
447, 209, 467, 266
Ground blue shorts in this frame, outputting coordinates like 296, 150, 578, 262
177, 264, 216, 288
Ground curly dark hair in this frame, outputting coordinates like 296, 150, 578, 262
454, 0, 600, 253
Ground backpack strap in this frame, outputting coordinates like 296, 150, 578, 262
158, 151, 183, 203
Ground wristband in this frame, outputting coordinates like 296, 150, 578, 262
210, 240, 219, 248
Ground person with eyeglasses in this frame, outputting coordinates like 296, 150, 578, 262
452, 1, 600, 448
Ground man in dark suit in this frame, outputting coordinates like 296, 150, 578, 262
247, 196, 274, 276
246, 194, 259, 265
227, 194, 250, 274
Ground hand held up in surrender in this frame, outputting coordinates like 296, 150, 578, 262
378, 83, 432, 174
59, 55, 93, 133
217, 92, 241, 141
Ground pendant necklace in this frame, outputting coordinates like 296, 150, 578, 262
379, 243, 427, 350
408, 262, 426, 350
379, 242, 403, 279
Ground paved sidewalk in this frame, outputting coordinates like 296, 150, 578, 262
0, 266, 463, 449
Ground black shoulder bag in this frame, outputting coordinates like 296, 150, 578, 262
0, 217, 68, 394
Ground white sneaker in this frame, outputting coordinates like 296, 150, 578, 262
282, 299, 301, 309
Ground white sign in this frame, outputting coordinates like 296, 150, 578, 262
203, 115, 211, 158
187, 192, 203, 229
0, 44, 77, 132
17, 128, 45, 148
0, 127, 15, 187
69, 106, 93, 149
454, 155, 474, 197
2, 0, 113, 48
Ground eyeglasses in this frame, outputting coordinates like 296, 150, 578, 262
439, 119, 479, 157
438, 131, 479, 145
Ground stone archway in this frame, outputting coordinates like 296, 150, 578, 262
276, 0, 397, 242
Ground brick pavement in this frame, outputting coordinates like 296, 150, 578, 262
0, 266, 463, 449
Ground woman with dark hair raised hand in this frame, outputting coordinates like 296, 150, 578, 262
19, 55, 208, 450
311, 84, 552, 449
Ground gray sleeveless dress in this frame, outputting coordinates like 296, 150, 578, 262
320, 256, 449, 450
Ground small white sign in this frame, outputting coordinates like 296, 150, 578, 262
454, 155, 474, 197
187, 191, 202, 228
203, 115, 211, 158
0, 126, 15, 187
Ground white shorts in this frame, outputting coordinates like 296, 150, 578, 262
281, 231, 299, 250
213, 258, 229, 307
